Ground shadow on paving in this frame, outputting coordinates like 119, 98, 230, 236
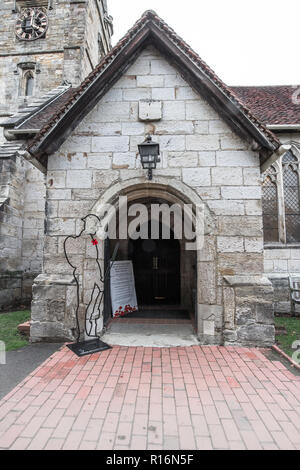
261, 348, 300, 377
0, 342, 63, 400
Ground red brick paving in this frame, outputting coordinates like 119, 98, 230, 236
0, 345, 300, 450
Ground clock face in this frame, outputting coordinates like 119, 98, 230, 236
15, 8, 48, 41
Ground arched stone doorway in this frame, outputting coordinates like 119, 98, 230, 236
105, 196, 196, 326
91, 177, 218, 341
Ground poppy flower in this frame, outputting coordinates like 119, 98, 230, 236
92, 239, 98, 246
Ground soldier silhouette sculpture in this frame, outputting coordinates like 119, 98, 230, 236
64, 214, 118, 356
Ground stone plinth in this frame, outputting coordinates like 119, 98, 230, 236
31, 273, 77, 343
223, 275, 275, 347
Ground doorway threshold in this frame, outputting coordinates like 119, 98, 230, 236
100, 322, 199, 348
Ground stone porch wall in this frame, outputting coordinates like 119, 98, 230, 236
31, 274, 77, 342
223, 276, 274, 346
31, 46, 274, 346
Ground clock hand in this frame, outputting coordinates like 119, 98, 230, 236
32, 21, 40, 30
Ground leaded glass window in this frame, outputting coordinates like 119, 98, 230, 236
262, 148, 300, 244
282, 151, 300, 243
262, 166, 279, 243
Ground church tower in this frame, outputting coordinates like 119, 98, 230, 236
0, 0, 113, 118
0, 0, 113, 310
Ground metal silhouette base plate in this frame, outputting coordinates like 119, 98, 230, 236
67, 338, 112, 357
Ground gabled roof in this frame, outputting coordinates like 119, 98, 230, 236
24, 10, 280, 167
232, 86, 300, 126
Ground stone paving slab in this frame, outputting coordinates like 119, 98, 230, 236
0, 345, 299, 450
101, 323, 200, 347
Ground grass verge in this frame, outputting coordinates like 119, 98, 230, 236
0, 310, 31, 351
275, 315, 300, 358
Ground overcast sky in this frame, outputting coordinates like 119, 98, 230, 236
108, 0, 300, 86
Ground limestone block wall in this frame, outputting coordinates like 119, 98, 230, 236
264, 247, 300, 313
32, 46, 274, 345
0, 154, 25, 270
223, 276, 274, 346
0, 151, 45, 309
0, 52, 66, 116
0, 153, 25, 307
84, 0, 112, 71
31, 274, 77, 342
21, 162, 46, 301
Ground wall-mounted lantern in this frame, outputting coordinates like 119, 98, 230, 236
138, 135, 160, 180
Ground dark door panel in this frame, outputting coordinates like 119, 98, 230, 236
130, 226, 180, 306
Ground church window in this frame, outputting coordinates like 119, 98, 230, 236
282, 151, 300, 243
24, 71, 34, 96
262, 166, 279, 243
262, 148, 300, 244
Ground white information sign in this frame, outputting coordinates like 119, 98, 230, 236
110, 261, 138, 318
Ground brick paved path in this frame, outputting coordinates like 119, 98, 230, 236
0, 345, 299, 450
